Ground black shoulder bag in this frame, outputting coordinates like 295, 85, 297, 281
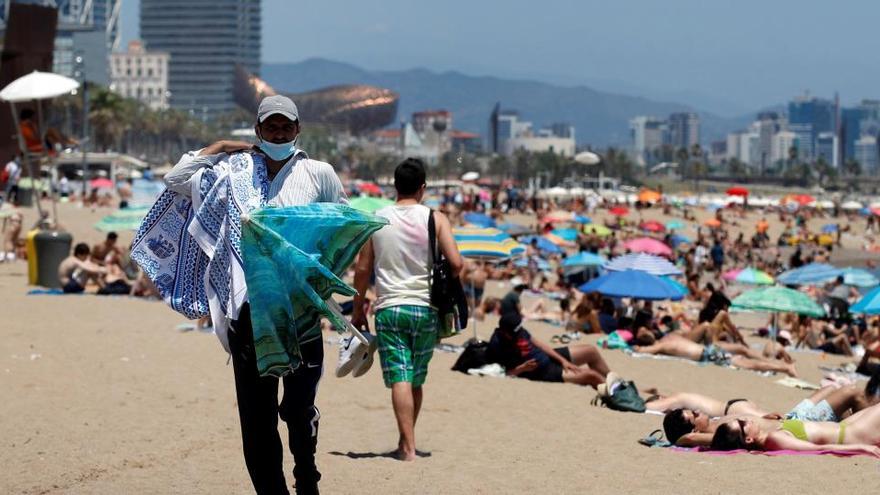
428, 209, 469, 338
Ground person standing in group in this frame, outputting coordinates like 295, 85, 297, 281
164, 95, 346, 494
2, 154, 21, 205
351, 158, 463, 461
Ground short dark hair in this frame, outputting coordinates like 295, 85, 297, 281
866, 368, 880, 397
107, 232, 118, 241
711, 421, 748, 451
393, 157, 426, 196
20, 108, 35, 120
662, 409, 694, 445
73, 243, 90, 256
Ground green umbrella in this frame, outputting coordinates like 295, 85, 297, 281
349, 196, 393, 213
731, 286, 825, 317
94, 207, 150, 232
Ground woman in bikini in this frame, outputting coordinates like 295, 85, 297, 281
711, 402, 880, 456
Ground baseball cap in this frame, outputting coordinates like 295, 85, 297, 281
257, 95, 299, 123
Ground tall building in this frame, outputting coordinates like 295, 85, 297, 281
668, 112, 700, 151
788, 94, 834, 162
840, 100, 880, 163
141, 0, 260, 117
855, 135, 879, 174
110, 40, 170, 110
770, 130, 798, 164
630, 116, 667, 167
815, 132, 839, 168
0, 0, 121, 83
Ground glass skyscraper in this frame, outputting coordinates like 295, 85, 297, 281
141, 0, 261, 117
787, 96, 834, 161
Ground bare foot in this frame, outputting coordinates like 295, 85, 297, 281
395, 447, 416, 462
786, 364, 799, 378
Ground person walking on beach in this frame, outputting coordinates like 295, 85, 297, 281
352, 158, 463, 460
164, 95, 346, 494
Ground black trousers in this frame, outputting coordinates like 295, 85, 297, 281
229, 304, 323, 495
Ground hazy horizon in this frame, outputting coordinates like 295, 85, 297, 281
121, 0, 880, 117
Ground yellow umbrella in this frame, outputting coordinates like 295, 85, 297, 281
583, 224, 612, 237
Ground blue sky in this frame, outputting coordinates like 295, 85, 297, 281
122, 0, 880, 116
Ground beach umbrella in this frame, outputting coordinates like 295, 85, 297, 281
731, 286, 825, 317
583, 224, 612, 237
497, 222, 532, 236
89, 177, 114, 190
461, 171, 480, 181
703, 218, 722, 228
840, 267, 879, 288
550, 228, 579, 242
240, 204, 388, 376
562, 251, 607, 268
722, 267, 774, 285
609, 206, 629, 216
357, 182, 382, 195
545, 187, 569, 198
513, 257, 552, 271
662, 276, 689, 296
851, 286, 880, 314
574, 151, 601, 165
726, 186, 749, 197
454, 227, 525, 259
543, 232, 575, 247
665, 220, 685, 230
821, 223, 838, 234
349, 196, 393, 213
463, 212, 496, 228
841, 200, 863, 210
578, 270, 684, 301
573, 215, 591, 224
623, 237, 673, 257
604, 252, 682, 276
520, 235, 564, 254
777, 263, 843, 286
669, 234, 691, 246
783, 194, 815, 206
0, 70, 79, 102
638, 189, 662, 203
639, 220, 665, 233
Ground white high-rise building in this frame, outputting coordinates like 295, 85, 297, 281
110, 40, 170, 110
771, 131, 798, 164
630, 116, 667, 166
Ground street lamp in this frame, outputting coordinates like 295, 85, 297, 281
74, 53, 89, 199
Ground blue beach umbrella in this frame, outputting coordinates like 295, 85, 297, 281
454, 227, 525, 259
574, 215, 591, 224
497, 222, 532, 236
578, 270, 684, 301
669, 234, 691, 247
851, 286, 880, 314
562, 251, 607, 268
551, 228, 579, 242
778, 263, 843, 286
520, 235, 564, 254
463, 212, 496, 228
514, 257, 552, 271
840, 267, 879, 288
821, 224, 838, 234
661, 276, 689, 296
665, 220, 685, 231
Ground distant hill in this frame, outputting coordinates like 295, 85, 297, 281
261, 58, 755, 146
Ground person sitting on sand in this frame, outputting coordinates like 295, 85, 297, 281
662, 377, 880, 447
58, 243, 106, 293
632, 333, 798, 377
486, 313, 618, 389
710, 402, 880, 457
1, 211, 24, 261
91, 231, 122, 265
96, 251, 133, 295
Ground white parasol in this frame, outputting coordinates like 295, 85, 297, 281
0, 71, 79, 102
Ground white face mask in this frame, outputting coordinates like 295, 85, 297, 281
258, 137, 297, 161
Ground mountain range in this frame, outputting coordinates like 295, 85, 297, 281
261, 58, 760, 147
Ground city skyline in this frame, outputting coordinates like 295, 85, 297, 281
120, 0, 880, 117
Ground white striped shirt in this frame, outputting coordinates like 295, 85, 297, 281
164, 149, 348, 206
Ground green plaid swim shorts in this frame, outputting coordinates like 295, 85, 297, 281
375, 305, 438, 388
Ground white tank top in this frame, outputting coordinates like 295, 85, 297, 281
372, 204, 432, 310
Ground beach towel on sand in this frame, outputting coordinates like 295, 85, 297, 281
132, 152, 386, 376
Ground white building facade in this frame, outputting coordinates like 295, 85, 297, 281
110, 40, 170, 110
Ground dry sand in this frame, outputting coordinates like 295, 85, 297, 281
1, 200, 878, 494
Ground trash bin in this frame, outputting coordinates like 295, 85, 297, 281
16, 186, 33, 207
33, 230, 72, 288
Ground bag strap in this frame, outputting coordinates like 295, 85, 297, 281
427, 208, 440, 264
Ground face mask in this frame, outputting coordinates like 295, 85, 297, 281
258, 136, 297, 161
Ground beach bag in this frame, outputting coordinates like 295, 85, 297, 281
594, 381, 646, 413
428, 210, 468, 339
451, 340, 489, 373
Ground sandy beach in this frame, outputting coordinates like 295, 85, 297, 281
1, 200, 878, 494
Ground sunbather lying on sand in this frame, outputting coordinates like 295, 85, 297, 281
711, 402, 880, 457
486, 313, 619, 389
662, 376, 880, 447
632, 334, 798, 377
